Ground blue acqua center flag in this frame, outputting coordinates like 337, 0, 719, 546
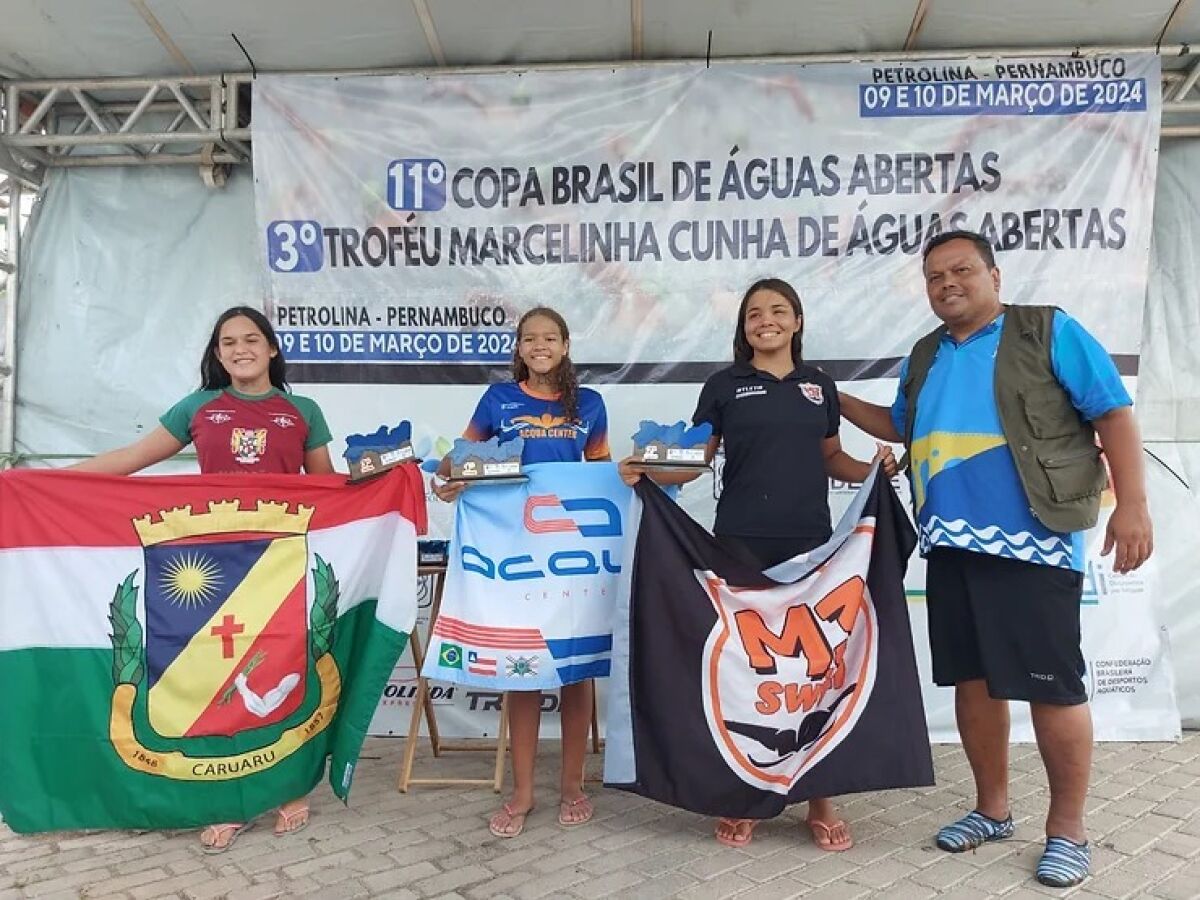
423, 462, 629, 690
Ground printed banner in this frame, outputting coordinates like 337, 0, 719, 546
422, 462, 628, 691
248, 58, 1172, 743
0, 466, 426, 833
252, 55, 1158, 384
605, 469, 934, 817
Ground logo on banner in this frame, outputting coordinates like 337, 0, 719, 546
800, 383, 824, 405
461, 494, 622, 582
506, 655, 540, 678
697, 528, 878, 794
107, 500, 343, 781
506, 414, 588, 441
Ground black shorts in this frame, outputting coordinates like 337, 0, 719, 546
716, 533, 828, 570
925, 548, 1086, 705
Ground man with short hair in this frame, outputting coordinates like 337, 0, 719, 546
840, 229, 1153, 889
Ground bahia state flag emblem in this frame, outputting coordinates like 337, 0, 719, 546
109, 499, 342, 781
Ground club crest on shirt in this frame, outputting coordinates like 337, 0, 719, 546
800, 383, 824, 405
231, 428, 268, 464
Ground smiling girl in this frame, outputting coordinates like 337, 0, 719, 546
622, 278, 896, 851
73, 305, 333, 851
433, 306, 609, 838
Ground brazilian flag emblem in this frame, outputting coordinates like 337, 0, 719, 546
438, 642, 463, 669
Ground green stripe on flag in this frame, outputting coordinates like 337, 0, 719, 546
0, 602, 407, 833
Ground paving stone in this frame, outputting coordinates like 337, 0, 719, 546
3, 733, 1198, 900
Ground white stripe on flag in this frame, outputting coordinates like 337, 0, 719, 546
0, 512, 417, 652
0, 545, 143, 650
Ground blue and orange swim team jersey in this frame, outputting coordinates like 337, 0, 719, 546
463, 381, 610, 464
159, 387, 332, 475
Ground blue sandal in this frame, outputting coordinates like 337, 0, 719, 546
1037, 836, 1090, 888
935, 810, 1014, 852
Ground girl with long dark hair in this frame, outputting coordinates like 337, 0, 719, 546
621, 278, 896, 851
74, 305, 333, 850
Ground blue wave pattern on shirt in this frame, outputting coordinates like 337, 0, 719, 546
890, 311, 1130, 572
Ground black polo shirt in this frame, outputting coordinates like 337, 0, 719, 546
693, 362, 839, 540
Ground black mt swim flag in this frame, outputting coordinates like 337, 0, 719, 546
604, 468, 934, 819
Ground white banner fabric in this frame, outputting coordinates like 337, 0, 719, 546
252, 56, 1159, 378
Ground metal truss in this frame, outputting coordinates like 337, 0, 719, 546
0, 174, 18, 461
0, 74, 252, 188
0, 49, 1199, 190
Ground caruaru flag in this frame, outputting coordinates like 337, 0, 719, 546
0, 466, 426, 833
422, 462, 628, 691
605, 467, 933, 818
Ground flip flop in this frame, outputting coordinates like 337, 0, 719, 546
806, 817, 853, 852
199, 821, 253, 854
714, 818, 757, 848
274, 801, 310, 837
489, 803, 533, 838
558, 795, 594, 828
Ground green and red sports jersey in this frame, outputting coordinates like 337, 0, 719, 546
159, 387, 332, 474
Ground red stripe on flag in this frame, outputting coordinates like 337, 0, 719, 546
436, 616, 543, 640
0, 466, 427, 549
433, 624, 545, 650
432, 616, 546, 649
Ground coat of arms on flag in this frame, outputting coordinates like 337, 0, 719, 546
110, 500, 342, 780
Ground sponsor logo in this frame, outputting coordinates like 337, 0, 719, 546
502, 413, 590, 441
523, 495, 621, 537
735, 385, 767, 399
461, 494, 623, 582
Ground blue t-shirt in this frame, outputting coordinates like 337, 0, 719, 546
890, 311, 1130, 571
464, 381, 610, 464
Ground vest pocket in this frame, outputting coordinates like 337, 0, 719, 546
1020, 388, 1078, 439
1038, 446, 1105, 503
